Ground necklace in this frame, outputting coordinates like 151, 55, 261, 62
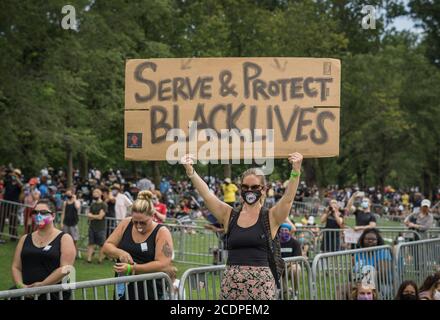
34, 229, 56, 247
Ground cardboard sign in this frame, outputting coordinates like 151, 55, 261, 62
124, 58, 341, 161
344, 229, 363, 244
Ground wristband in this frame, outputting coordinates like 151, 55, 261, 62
132, 263, 136, 275
16, 282, 25, 289
290, 169, 300, 180
126, 264, 132, 276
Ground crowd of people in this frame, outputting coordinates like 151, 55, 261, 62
1, 160, 439, 300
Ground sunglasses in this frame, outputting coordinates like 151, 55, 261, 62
32, 210, 52, 216
133, 220, 147, 226
241, 184, 263, 191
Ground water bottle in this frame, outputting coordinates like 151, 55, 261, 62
116, 273, 126, 299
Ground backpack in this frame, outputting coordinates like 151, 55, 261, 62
225, 206, 284, 290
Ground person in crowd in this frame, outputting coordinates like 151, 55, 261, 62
404, 199, 433, 240
152, 191, 167, 224
419, 272, 440, 300
60, 188, 81, 258
112, 183, 133, 221
23, 178, 40, 234
320, 199, 344, 252
102, 190, 176, 300
354, 228, 393, 298
181, 152, 303, 300
279, 223, 302, 299
221, 177, 238, 208
346, 191, 377, 233
86, 188, 107, 264
394, 280, 419, 300
0, 168, 23, 241
11, 199, 76, 299
103, 187, 116, 238
351, 282, 378, 300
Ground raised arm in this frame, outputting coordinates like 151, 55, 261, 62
181, 155, 231, 226
270, 153, 303, 233
346, 191, 359, 214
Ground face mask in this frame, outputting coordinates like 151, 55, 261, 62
401, 294, 417, 300
357, 293, 373, 300
280, 232, 291, 243
66, 195, 72, 200
298, 237, 305, 244
33, 214, 53, 229
111, 190, 118, 197
361, 201, 369, 209
434, 290, 440, 301
93, 196, 100, 201
241, 190, 262, 205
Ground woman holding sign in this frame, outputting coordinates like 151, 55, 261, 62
181, 153, 303, 300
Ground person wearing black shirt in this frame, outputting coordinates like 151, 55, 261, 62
0, 169, 23, 241
320, 199, 344, 252
346, 191, 377, 231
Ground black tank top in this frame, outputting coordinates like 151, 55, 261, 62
115, 221, 164, 300
227, 209, 269, 267
21, 232, 65, 285
118, 221, 163, 263
63, 202, 79, 226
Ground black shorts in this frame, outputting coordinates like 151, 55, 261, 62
88, 229, 106, 246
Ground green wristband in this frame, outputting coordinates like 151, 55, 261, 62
290, 170, 300, 180
16, 282, 24, 289
126, 264, 132, 276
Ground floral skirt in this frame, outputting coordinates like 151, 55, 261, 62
220, 265, 276, 300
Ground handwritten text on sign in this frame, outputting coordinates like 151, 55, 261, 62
125, 58, 340, 161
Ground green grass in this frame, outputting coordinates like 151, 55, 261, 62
0, 215, 404, 298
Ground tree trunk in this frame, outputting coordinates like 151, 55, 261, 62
224, 163, 231, 179
67, 146, 73, 189
80, 153, 88, 181
303, 159, 316, 187
153, 161, 161, 190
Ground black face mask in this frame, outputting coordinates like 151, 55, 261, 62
93, 196, 100, 201
401, 294, 417, 300
241, 190, 262, 205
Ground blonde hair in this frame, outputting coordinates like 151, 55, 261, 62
240, 168, 267, 205
351, 283, 378, 300
132, 190, 155, 216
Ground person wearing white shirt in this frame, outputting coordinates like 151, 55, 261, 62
111, 184, 133, 221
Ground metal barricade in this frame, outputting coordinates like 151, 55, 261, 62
316, 228, 422, 255
394, 238, 440, 288
280, 256, 313, 300
0, 272, 173, 300
312, 245, 395, 300
0, 199, 31, 240
178, 265, 226, 300
294, 228, 318, 259
167, 223, 222, 266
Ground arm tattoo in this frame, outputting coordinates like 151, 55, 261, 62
162, 241, 172, 258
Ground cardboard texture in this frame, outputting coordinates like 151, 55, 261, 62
125, 57, 340, 161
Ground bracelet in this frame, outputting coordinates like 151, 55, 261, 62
16, 282, 24, 289
290, 169, 300, 180
126, 264, 132, 276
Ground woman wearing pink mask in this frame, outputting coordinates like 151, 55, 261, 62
351, 283, 378, 300
11, 199, 76, 299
